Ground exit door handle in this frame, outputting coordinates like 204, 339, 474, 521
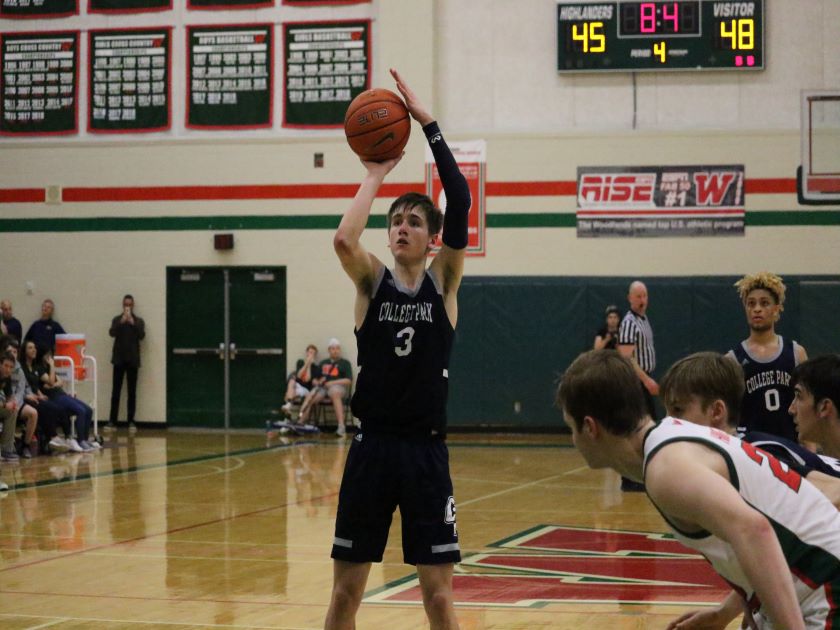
229, 342, 237, 361
227, 345, 284, 357
172, 346, 227, 359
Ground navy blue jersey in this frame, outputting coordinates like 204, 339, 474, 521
743, 430, 840, 479
351, 267, 454, 435
730, 336, 799, 441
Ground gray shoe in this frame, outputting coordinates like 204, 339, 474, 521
1, 450, 20, 462
128, 422, 138, 434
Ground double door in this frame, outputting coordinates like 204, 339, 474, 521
166, 267, 286, 428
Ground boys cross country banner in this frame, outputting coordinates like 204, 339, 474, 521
89, 28, 171, 133
425, 140, 486, 257
89, 0, 171, 13
1, 31, 78, 135
576, 165, 746, 238
282, 20, 370, 128
186, 24, 272, 129
1, 0, 76, 18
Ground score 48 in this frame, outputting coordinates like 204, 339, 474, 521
571, 21, 605, 53
719, 18, 755, 50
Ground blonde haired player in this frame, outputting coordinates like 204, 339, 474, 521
727, 272, 808, 442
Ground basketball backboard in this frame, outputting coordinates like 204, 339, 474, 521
799, 90, 840, 205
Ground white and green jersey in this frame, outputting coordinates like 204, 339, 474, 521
644, 417, 840, 628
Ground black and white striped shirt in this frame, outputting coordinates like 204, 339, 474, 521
618, 310, 656, 374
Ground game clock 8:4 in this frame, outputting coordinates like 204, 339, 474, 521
557, 0, 765, 72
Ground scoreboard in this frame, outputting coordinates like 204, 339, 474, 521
557, 1, 765, 72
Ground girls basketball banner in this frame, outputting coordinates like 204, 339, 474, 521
1, 0, 76, 18
1, 31, 78, 135
576, 165, 746, 238
89, 28, 171, 133
425, 140, 486, 256
282, 20, 370, 128
186, 24, 272, 129
89, 0, 171, 13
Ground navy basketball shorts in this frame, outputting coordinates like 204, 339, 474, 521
331, 431, 460, 566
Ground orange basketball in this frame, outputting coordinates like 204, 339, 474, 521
344, 88, 411, 161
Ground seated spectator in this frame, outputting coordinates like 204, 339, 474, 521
298, 338, 353, 437
593, 304, 621, 350
24, 298, 66, 353
1, 300, 23, 343
37, 349, 99, 452
21, 340, 75, 454
281, 344, 321, 417
1, 351, 20, 462
1, 336, 39, 458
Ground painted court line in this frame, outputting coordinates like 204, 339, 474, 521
459, 467, 585, 508
1, 613, 315, 629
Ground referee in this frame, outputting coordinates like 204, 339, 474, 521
617, 280, 658, 491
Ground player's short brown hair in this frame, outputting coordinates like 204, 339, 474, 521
660, 352, 744, 427
557, 350, 647, 436
387, 193, 443, 237
734, 272, 786, 312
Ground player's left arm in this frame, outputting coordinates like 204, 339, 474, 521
795, 342, 808, 365
391, 68, 471, 327
646, 443, 805, 630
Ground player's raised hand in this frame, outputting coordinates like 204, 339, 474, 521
361, 152, 404, 178
390, 68, 433, 127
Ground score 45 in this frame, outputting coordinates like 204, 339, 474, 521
571, 21, 605, 53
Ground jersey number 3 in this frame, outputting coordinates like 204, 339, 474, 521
395, 326, 415, 356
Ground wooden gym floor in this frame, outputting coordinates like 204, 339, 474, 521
0, 428, 737, 629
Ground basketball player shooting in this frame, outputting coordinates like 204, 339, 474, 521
324, 68, 471, 630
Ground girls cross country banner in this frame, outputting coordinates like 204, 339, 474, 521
576, 165, 746, 238
425, 140, 486, 256
1, 31, 78, 135
89, 28, 171, 133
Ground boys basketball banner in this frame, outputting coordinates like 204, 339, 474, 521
1, 0, 76, 18
576, 165, 745, 238
187, 24, 272, 129
282, 20, 370, 128
89, 0, 171, 13
89, 28, 171, 133
1, 31, 78, 135
425, 140, 486, 256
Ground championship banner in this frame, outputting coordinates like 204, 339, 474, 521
89, 28, 171, 133
186, 24, 272, 129
1, 31, 78, 136
576, 165, 746, 238
282, 20, 370, 128
89, 0, 171, 14
188, 0, 272, 9
1, 0, 76, 18
425, 140, 486, 257
283, 0, 369, 5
